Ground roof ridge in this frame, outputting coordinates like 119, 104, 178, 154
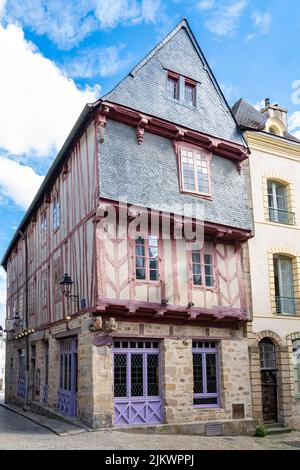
130, 18, 188, 77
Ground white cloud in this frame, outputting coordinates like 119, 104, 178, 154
244, 33, 255, 42
197, 0, 214, 11
64, 44, 133, 79
254, 99, 266, 111
0, 268, 6, 305
0, 267, 6, 326
0, 156, 44, 210
220, 82, 239, 104
0, 23, 99, 157
252, 11, 272, 34
4, 0, 162, 50
204, 0, 247, 36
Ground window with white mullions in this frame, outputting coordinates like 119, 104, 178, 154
267, 181, 289, 224
274, 255, 296, 315
192, 250, 214, 287
135, 235, 159, 281
181, 148, 210, 195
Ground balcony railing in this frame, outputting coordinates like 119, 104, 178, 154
268, 208, 295, 225
275, 296, 300, 315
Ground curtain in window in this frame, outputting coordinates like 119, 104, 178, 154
274, 255, 295, 314
268, 181, 288, 224
192, 251, 201, 285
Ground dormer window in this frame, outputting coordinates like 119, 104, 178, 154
184, 79, 196, 106
179, 145, 211, 196
167, 73, 179, 100
166, 71, 197, 107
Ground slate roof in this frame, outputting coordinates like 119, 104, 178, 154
231, 99, 267, 131
103, 18, 246, 147
99, 118, 252, 231
232, 98, 300, 143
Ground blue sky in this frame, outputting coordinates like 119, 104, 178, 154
0, 0, 300, 324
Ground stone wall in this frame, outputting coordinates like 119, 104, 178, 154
5, 316, 254, 432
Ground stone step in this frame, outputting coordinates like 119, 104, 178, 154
265, 425, 292, 435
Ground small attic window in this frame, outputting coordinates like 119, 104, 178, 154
166, 70, 197, 107
184, 79, 196, 106
167, 72, 179, 100
269, 125, 281, 136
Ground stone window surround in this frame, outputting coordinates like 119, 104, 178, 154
287, 332, 300, 400
192, 341, 220, 409
268, 247, 300, 316
262, 174, 296, 226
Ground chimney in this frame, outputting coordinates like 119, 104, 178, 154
262, 99, 288, 129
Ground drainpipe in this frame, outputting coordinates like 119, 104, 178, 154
18, 229, 29, 408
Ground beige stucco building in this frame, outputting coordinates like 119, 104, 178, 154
233, 98, 300, 429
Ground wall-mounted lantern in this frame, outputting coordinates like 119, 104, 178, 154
59, 273, 79, 304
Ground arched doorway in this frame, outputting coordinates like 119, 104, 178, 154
259, 338, 278, 423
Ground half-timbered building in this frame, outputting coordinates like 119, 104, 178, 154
2, 19, 255, 434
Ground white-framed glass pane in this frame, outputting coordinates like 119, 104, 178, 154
192, 250, 202, 285
182, 150, 195, 191
195, 153, 209, 193
268, 181, 288, 223
274, 255, 295, 314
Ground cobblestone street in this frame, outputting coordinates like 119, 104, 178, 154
0, 403, 299, 450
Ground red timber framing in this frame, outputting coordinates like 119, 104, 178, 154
94, 199, 250, 325
96, 101, 249, 171
4, 96, 251, 337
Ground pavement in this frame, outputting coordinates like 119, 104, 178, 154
1, 397, 300, 450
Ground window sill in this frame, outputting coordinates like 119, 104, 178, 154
135, 280, 160, 286
264, 219, 296, 229
193, 404, 220, 409
275, 312, 298, 317
192, 285, 216, 292
165, 96, 197, 110
180, 188, 212, 201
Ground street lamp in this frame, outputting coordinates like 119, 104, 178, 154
59, 273, 79, 304
13, 312, 23, 327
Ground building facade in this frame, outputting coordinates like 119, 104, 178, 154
0, 333, 5, 392
233, 98, 300, 429
2, 20, 255, 433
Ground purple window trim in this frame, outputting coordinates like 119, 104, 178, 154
113, 345, 161, 399
113, 339, 163, 426
192, 342, 220, 409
